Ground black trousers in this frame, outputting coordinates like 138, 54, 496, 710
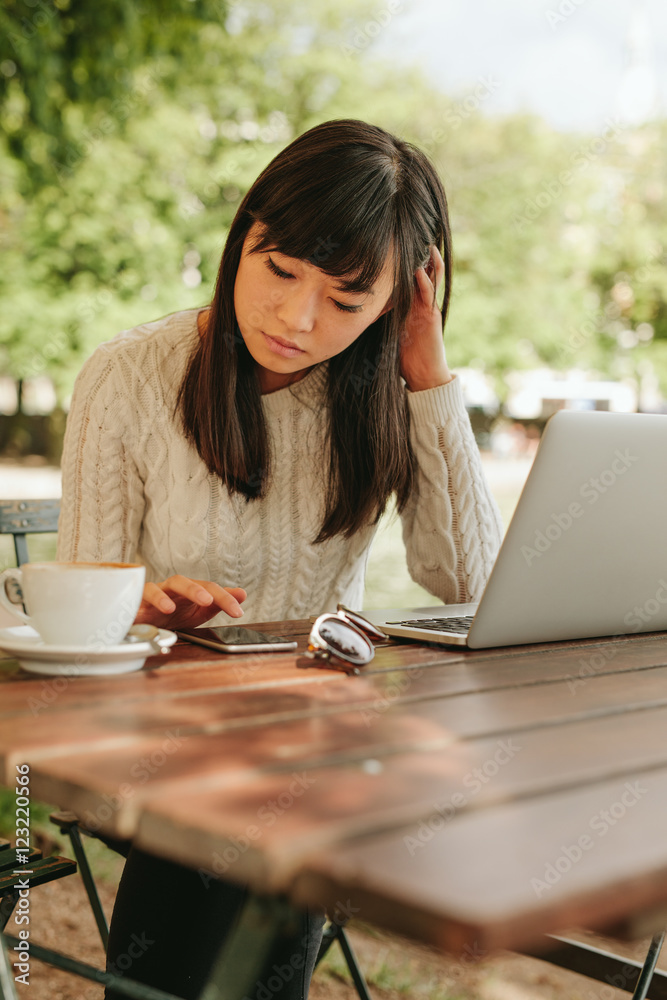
104, 846, 326, 1000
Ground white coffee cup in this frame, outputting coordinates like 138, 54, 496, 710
0, 562, 146, 647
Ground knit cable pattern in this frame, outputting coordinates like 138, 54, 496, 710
57, 311, 503, 621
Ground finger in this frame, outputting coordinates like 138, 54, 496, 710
414, 266, 435, 304
225, 587, 247, 604
161, 575, 215, 607
143, 582, 176, 614
187, 580, 245, 618
428, 245, 445, 294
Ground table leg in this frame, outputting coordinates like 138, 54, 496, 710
197, 893, 304, 1000
67, 824, 110, 948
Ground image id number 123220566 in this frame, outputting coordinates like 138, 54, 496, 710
13, 763, 31, 985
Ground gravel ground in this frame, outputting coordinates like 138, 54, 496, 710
4, 861, 656, 1000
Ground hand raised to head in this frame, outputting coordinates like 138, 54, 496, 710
400, 245, 454, 393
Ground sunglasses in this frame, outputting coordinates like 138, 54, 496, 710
299, 604, 388, 676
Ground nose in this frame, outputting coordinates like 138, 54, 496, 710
274, 285, 317, 334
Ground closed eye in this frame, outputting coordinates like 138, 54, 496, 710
266, 256, 294, 280
332, 300, 363, 314
266, 254, 363, 314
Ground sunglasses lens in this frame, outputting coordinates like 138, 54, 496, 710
336, 604, 387, 641
315, 617, 374, 665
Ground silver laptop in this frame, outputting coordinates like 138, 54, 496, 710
366, 410, 667, 648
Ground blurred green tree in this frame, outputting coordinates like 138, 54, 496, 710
1, 0, 425, 397
1, 0, 666, 416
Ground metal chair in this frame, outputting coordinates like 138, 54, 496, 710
0, 838, 77, 933
315, 915, 373, 998
0, 499, 375, 998
0, 498, 60, 568
0, 499, 113, 946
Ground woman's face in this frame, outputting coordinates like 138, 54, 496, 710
234, 223, 394, 393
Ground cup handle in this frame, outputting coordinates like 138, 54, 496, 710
0, 569, 30, 625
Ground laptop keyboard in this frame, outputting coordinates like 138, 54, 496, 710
387, 616, 475, 636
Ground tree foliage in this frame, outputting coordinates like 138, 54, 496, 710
1, 0, 666, 413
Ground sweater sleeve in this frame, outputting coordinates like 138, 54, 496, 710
400, 376, 504, 604
57, 345, 145, 564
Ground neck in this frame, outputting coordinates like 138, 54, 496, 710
258, 366, 314, 394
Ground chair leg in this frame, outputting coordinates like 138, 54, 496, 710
66, 825, 109, 948
0, 932, 19, 1000
0, 894, 17, 934
336, 925, 374, 1000
315, 916, 373, 1000
633, 930, 666, 1000
1, 932, 182, 1000
314, 917, 338, 965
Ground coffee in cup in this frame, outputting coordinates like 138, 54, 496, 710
0, 562, 145, 647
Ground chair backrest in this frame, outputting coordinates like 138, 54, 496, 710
0, 499, 61, 567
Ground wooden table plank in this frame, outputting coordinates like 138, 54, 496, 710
293, 768, 667, 953
2, 631, 667, 718
23, 707, 462, 838
5, 640, 667, 779
89, 701, 667, 877
14, 653, 667, 786
4, 627, 667, 958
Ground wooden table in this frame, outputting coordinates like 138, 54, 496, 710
3, 621, 667, 996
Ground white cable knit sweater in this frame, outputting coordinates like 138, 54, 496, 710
57, 309, 503, 623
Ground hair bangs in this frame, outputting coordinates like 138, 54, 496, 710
247, 155, 399, 293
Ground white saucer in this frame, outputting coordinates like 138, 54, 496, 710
0, 626, 178, 676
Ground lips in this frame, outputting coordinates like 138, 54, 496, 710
262, 333, 305, 358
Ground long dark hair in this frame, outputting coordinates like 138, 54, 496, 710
177, 119, 452, 542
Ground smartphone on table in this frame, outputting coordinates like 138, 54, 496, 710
174, 625, 298, 653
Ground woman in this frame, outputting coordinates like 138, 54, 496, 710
58, 119, 503, 999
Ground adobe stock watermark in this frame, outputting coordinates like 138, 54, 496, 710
188, 112, 291, 217
54, 69, 164, 183
27, 597, 142, 715
530, 780, 648, 897
404, 739, 521, 856
513, 117, 625, 233
359, 666, 425, 726
240, 899, 359, 1000
198, 772, 316, 885
566, 577, 667, 694
553, 244, 663, 366
545, 0, 589, 30
427, 941, 486, 991
530, 781, 648, 899
445, 76, 501, 129
341, 0, 403, 57
521, 448, 638, 567
7, 0, 59, 50
15, 331, 68, 380
636, 244, 667, 284
412, 75, 500, 156
566, 643, 619, 695
106, 932, 155, 980
77, 728, 189, 833
584, 963, 649, 999
624, 578, 667, 633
